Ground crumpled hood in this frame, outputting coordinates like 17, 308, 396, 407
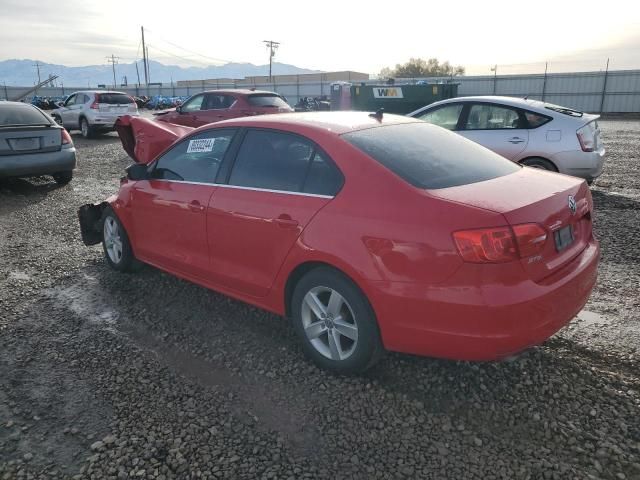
115, 115, 193, 164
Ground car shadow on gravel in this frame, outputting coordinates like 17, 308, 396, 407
0, 177, 68, 213
591, 189, 640, 210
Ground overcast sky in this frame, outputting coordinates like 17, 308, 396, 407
0, 0, 639, 74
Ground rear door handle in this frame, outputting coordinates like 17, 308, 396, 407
188, 200, 205, 213
508, 137, 525, 144
274, 214, 299, 228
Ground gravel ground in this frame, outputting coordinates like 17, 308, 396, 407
1, 121, 639, 480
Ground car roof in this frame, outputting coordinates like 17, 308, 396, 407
193, 111, 421, 135
411, 95, 557, 115
201, 89, 281, 96
0, 101, 38, 108
69, 90, 129, 95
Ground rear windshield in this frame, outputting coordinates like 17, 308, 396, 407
342, 122, 520, 189
97, 93, 133, 105
247, 94, 289, 108
544, 103, 583, 117
0, 103, 51, 126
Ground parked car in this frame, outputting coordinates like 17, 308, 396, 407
51, 91, 139, 139
0, 101, 76, 184
408, 96, 605, 183
154, 89, 293, 127
79, 112, 599, 373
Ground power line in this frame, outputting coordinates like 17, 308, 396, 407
263, 40, 280, 81
106, 55, 119, 88
144, 28, 233, 65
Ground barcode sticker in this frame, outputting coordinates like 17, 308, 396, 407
187, 138, 215, 153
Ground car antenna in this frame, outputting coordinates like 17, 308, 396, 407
369, 108, 384, 121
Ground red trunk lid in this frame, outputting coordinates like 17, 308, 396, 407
430, 168, 593, 282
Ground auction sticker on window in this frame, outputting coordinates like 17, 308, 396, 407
187, 138, 215, 153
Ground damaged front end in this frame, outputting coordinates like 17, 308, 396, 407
78, 202, 108, 246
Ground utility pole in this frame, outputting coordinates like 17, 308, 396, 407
135, 61, 141, 86
491, 64, 497, 95
106, 55, 119, 89
263, 40, 280, 82
3, 82, 8, 101
141, 26, 149, 86
146, 46, 151, 84
33, 61, 42, 84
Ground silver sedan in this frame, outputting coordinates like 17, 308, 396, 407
409, 96, 605, 183
0, 101, 77, 184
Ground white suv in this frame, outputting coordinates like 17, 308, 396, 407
51, 91, 139, 138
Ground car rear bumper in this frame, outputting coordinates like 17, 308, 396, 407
89, 112, 140, 129
0, 147, 77, 177
551, 148, 605, 181
367, 238, 600, 361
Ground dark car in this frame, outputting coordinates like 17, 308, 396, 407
154, 89, 294, 128
0, 101, 76, 184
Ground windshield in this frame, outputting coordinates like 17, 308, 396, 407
247, 94, 289, 108
0, 104, 52, 126
342, 122, 520, 189
97, 93, 134, 105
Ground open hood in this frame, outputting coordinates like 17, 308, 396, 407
115, 115, 193, 164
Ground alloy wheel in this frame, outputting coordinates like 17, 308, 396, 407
103, 217, 123, 264
301, 286, 358, 361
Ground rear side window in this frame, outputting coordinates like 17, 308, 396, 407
342, 123, 520, 189
0, 104, 51, 126
247, 94, 289, 108
150, 130, 235, 183
229, 129, 342, 195
97, 93, 133, 105
524, 111, 551, 128
465, 104, 521, 130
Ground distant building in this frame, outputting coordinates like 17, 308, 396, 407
176, 71, 369, 87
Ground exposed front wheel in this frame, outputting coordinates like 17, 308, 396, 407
101, 207, 141, 272
291, 267, 383, 374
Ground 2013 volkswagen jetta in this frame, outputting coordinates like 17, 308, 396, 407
78, 112, 599, 373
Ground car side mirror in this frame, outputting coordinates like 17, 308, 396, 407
175, 105, 182, 113
126, 163, 148, 181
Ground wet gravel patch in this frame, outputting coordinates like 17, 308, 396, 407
1, 126, 639, 479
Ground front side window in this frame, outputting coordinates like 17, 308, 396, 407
181, 94, 205, 113
465, 104, 521, 130
150, 129, 235, 183
64, 94, 77, 106
229, 130, 337, 193
205, 94, 235, 110
343, 123, 520, 189
416, 104, 463, 130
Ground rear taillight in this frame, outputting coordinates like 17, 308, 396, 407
577, 123, 596, 152
512, 223, 547, 257
61, 129, 73, 145
90, 94, 100, 109
453, 223, 547, 264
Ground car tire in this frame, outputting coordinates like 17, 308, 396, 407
101, 206, 142, 273
53, 171, 73, 185
291, 267, 383, 374
521, 157, 557, 171
80, 117, 94, 139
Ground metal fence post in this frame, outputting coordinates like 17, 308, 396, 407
599, 58, 610, 114
541, 62, 548, 101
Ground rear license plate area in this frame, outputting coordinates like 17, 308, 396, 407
554, 224, 574, 252
10, 137, 39, 151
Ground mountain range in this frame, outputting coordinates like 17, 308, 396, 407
0, 59, 321, 87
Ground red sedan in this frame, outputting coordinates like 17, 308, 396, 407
154, 89, 293, 128
79, 112, 599, 373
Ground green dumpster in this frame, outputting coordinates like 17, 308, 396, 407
349, 82, 459, 114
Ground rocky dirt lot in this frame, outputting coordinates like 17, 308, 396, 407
1, 121, 639, 480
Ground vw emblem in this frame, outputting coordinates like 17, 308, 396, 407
568, 195, 577, 215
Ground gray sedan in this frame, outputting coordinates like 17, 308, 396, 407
409, 96, 605, 184
0, 101, 77, 184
